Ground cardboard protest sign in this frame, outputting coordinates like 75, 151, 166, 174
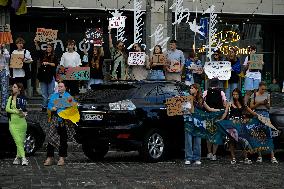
191, 64, 203, 74
56, 67, 90, 81
152, 54, 166, 65
168, 60, 181, 73
85, 28, 103, 46
10, 54, 24, 68
128, 52, 146, 65
53, 96, 74, 108
249, 54, 263, 70
109, 16, 126, 29
35, 28, 58, 42
0, 24, 13, 44
204, 61, 231, 80
165, 96, 193, 116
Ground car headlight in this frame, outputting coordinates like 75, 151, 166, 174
109, 100, 136, 110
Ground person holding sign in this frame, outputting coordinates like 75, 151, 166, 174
35, 41, 58, 112
184, 53, 203, 86
11, 37, 33, 90
129, 43, 149, 81
59, 39, 82, 96
243, 45, 264, 105
0, 44, 10, 110
147, 45, 166, 80
165, 39, 185, 81
184, 84, 202, 165
82, 45, 105, 88
44, 81, 76, 166
108, 27, 128, 80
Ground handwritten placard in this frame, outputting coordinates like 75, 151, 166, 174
249, 54, 263, 70
56, 67, 90, 81
204, 61, 231, 80
128, 52, 145, 65
152, 54, 166, 65
85, 28, 103, 46
168, 60, 181, 73
10, 54, 24, 68
191, 64, 203, 74
165, 96, 193, 116
35, 28, 58, 42
109, 16, 126, 29
53, 96, 74, 108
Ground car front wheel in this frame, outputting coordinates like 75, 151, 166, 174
140, 129, 167, 162
24, 125, 45, 156
82, 143, 109, 161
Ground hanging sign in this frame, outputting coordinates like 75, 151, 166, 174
84, 28, 103, 46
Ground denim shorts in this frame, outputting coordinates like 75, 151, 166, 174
244, 77, 260, 91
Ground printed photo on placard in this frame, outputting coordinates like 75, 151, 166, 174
152, 54, 166, 65
10, 54, 24, 68
249, 54, 263, 70
168, 60, 181, 73
56, 67, 90, 80
85, 28, 103, 46
204, 61, 231, 80
128, 52, 146, 65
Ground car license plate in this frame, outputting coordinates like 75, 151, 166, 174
84, 114, 103, 121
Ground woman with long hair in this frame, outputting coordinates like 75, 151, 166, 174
249, 82, 278, 163
147, 45, 166, 80
83, 46, 105, 88
184, 83, 203, 165
6, 83, 28, 166
220, 88, 257, 164
35, 42, 58, 112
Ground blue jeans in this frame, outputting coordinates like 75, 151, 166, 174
40, 78, 55, 108
185, 130, 201, 161
147, 70, 165, 80
244, 77, 260, 91
88, 79, 103, 89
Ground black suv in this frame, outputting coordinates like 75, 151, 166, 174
75, 81, 187, 162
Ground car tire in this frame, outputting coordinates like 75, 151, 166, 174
24, 125, 45, 156
140, 129, 167, 162
82, 143, 109, 161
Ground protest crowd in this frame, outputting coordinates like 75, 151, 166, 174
0, 23, 283, 167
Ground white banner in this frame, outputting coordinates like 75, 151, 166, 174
204, 61, 231, 80
128, 52, 145, 65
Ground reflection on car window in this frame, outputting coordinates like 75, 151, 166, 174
144, 84, 180, 104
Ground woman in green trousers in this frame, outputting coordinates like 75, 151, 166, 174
6, 83, 28, 166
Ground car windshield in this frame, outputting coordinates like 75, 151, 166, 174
270, 92, 284, 108
79, 84, 137, 103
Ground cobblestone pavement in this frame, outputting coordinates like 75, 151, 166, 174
0, 150, 284, 189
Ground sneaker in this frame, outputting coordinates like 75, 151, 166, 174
230, 158, 237, 165
13, 157, 21, 165
244, 158, 252, 164
185, 160, 191, 165
211, 155, 217, 161
256, 156, 262, 163
194, 160, 202, 165
207, 153, 213, 159
271, 157, 278, 164
21, 158, 28, 166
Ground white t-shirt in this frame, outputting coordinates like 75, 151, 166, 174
60, 51, 82, 67
12, 49, 32, 78
243, 56, 261, 80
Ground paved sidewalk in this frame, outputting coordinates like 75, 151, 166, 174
0, 151, 283, 189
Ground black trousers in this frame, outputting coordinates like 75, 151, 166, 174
47, 126, 68, 157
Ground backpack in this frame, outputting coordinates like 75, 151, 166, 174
205, 88, 224, 109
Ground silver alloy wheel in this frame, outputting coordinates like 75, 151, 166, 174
147, 133, 164, 159
24, 134, 36, 154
